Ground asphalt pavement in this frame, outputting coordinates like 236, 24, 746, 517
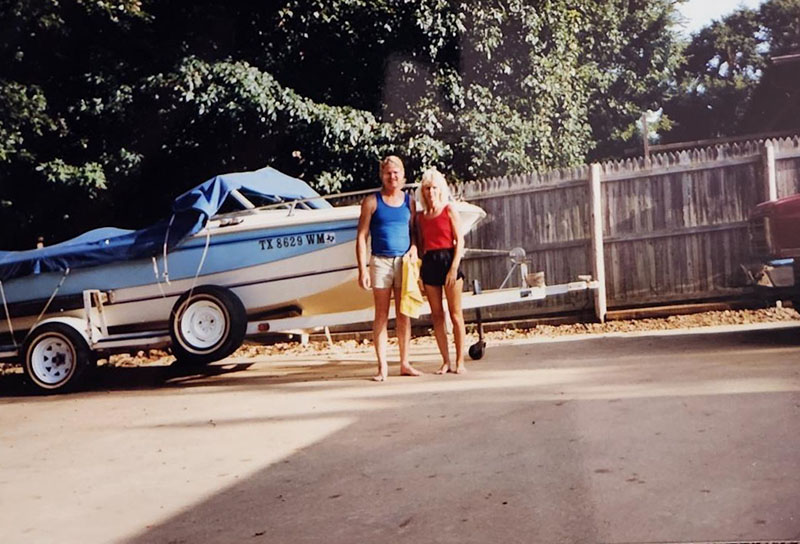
1, 324, 799, 544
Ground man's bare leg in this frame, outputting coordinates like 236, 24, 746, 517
371, 288, 392, 381
394, 287, 421, 376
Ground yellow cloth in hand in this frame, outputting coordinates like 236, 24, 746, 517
400, 257, 425, 318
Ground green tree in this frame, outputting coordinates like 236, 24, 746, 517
0, 0, 685, 248
662, 0, 800, 143
270, 0, 684, 170
584, 1, 684, 159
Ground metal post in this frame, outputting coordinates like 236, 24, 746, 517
642, 113, 650, 163
762, 141, 778, 201
589, 164, 607, 323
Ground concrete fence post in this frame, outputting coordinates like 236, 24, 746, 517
589, 163, 607, 323
762, 141, 778, 201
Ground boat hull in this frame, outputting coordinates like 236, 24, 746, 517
1, 213, 361, 335
0, 201, 486, 341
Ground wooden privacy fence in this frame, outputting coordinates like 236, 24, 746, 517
457, 136, 800, 322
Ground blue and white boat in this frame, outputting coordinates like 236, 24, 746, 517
0, 167, 486, 392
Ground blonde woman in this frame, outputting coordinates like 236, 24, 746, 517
415, 168, 466, 374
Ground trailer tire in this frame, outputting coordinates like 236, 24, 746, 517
170, 285, 246, 366
23, 323, 91, 393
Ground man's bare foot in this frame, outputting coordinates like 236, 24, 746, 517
400, 366, 422, 376
372, 374, 387, 382
435, 364, 452, 375
454, 364, 467, 374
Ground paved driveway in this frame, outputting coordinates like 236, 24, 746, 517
1, 324, 799, 544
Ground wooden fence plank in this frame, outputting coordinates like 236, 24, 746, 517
455, 136, 800, 319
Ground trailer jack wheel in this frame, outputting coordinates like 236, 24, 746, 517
468, 341, 485, 360
469, 279, 486, 360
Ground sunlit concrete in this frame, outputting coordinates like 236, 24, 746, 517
0, 324, 798, 543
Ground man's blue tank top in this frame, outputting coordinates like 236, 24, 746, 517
370, 192, 411, 257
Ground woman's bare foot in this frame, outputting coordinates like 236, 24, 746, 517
372, 362, 388, 381
435, 363, 452, 375
454, 364, 467, 374
400, 365, 422, 376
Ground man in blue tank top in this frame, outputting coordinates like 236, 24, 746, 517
356, 155, 421, 381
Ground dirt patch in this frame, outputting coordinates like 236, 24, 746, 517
115, 306, 800, 363
488, 306, 800, 339
2, 307, 797, 375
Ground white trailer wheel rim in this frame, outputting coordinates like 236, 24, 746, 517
178, 299, 227, 351
30, 334, 75, 386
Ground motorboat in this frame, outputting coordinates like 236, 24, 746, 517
0, 167, 486, 392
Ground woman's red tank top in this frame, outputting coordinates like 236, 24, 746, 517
419, 205, 455, 253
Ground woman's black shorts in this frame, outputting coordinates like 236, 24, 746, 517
421, 248, 464, 287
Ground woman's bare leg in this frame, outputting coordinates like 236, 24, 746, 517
424, 284, 452, 374
445, 278, 466, 373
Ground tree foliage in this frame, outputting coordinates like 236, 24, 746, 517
662, 0, 800, 143
270, 0, 684, 169
0, 0, 684, 248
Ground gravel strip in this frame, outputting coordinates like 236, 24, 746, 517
236, 306, 800, 358
2, 307, 798, 374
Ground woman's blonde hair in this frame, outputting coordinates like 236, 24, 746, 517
416, 167, 451, 212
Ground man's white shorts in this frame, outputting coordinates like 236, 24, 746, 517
370, 255, 403, 289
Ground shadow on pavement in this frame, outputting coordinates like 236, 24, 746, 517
4, 324, 800, 543
120, 382, 604, 544
117, 325, 800, 544
1, 325, 796, 398
0, 357, 385, 398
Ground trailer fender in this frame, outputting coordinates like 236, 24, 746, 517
30, 316, 93, 346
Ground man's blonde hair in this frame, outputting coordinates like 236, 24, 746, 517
379, 155, 405, 176
416, 167, 451, 212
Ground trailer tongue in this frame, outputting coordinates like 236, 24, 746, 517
1, 246, 599, 393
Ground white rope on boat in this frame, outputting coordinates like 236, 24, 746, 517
162, 214, 175, 284
188, 226, 212, 298
155, 215, 211, 301
151, 256, 167, 298
29, 267, 71, 336
0, 280, 17, 347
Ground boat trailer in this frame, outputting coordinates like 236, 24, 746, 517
248, 248, 599, 360
0, 248, 598, 392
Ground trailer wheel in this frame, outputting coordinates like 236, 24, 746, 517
170, 285, 246, 366
468, 340, 485, 360
23, 323, 91, 393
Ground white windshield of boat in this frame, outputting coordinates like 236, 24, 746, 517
215, 183, 429, 219
217, 189, 315, 218
229, 189, 256, 210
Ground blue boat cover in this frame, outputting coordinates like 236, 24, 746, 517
0, 167, 331, 282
